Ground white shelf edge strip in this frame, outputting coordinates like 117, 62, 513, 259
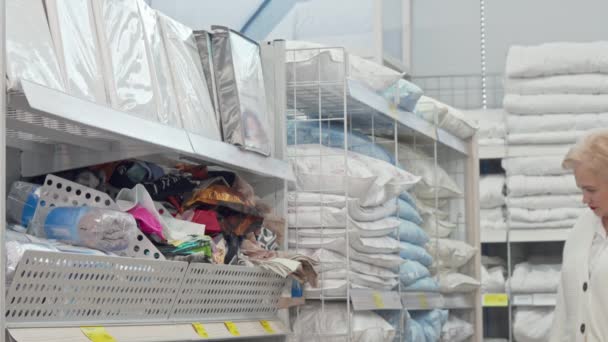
511, 293, 557, 306
8, 320, 289, 342
509, 228, 572, 242
479, 145, 506, 159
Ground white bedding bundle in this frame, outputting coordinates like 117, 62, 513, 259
505, 41, 608, 145
479, 175, 507, 232
463, 109, 506, 146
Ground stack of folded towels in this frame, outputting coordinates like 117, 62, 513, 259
502, 156, 584, 231
504, 41, 608, 148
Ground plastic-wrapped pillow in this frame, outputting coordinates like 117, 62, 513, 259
399, 260, 431, 286
399, 241, 433, 267
291, 303, 396, 342
288, 191, 347, 208
412, 309, 449, 342
383, 79, 423, 112
403, 276, 440, 292
349, 247, 406, 269
405, 312, 426, 342
438, 271, 480, 293
513, 308, 554, 342
427, 238, 477, 270
350, 234, 401, 254
288, 206, 346, 228
441, 315, 474, 342
422, 217, 456, 238
398, 144, 463, 199
480, 175, 506, 209
392, 219, 429, 246
399, 191, 417, 209
348, 199, 398, 222
398, 198, 423, 224
482, 264, 506, 293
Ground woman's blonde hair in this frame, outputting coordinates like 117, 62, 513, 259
563, 128, 608, 172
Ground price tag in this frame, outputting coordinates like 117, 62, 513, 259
483, 294, 509, 307
192, 323, 209, 338
372, 292, 385, 308
389, 103, 398, 117
81, 327, 116, 342
224, 321, 240, 336
418, 294, 430, 309
260, 320, 275, 334
513, 294, 533, 306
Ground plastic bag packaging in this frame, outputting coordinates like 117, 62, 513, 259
427, 238, 477, 270
136, 0, 182, 128
513, 308, 554, 342
441, 315, 474, 342
290, 303, 396, 342
288, 192, 347, 209
7, 182, 40, 227
193, 31, 219, 117
412, 309, 449, 342
212, 26, 271, 155
482, 264, 506, 293
397, 198, 423, 224
403, 276, 440, 292
399, 241, 433, 267
159, 13, 221, 139
92, 0, 157, 120
350, 234, 401, 254
392, 220, 429, 246
45, 0, 107, 104
382, 79, 424, 112
438, 271, 481, 293
6, 0, 65, 92
42, 207, 139, 256
399, 261, 431, 286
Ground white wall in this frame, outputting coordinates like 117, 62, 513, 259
149, 0, 261, 31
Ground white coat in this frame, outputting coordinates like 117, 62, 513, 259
550, 208, 608, 342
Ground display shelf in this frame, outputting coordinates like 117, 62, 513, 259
479, 145, 506, 159
401, 292, 475, 310
511, 293, 557, 307
8, 319, 289, 342
509, 228, 571, 243
506, 144, 571, 158
286, 77, 469, 156
8, 80, 294, 181
481, 230, 507, 243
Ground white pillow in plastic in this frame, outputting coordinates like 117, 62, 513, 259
92, 0, 157, 120
350, 217, 400, 237
309, 249, 344, 272
291, 229, 345, 239
304, 279, 347, 298
427, 239, 477, 270
480, 208, 504, 222
312, 249, 398, 279
136, 0, 182, 127
513, 308, 554, 342
158, 13, 221, 139
288, 236, 345, 254
438, 271, 480, 293
348, 199, 398, 222
349, 247, 406, 269
285, 40, 404, 93
288, 192, 347, 208
480, 175, 505, 209
7, 0, 66, 92
46, 0, 107, 104
288, 206, 346, 228
350, 234, 401, 254
291, 303, 396, 342
350, 272, 398, 291
481, 265, 506, 293
398, 144, 463, 199
416, 96, 478, 139
508, 262, 561, 293
289, 145, 377, 199
422, 217, 456, 238
441, 315, 474, 342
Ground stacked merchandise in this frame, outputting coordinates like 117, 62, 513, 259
464, 109, 507, 148
481, 256, 507, 294
504, 41, 608, 148
7, 0, 273, 154
479, 175, 507, 234
415, 96, 478, 140
502, 156, 584, 231
5, 160, 317, 287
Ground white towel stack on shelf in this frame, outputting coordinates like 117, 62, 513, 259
504, 41, 608, 147
479, 175, 507, 232
287, 144, 421, 295
463, 109, 507, 147
502, 156, 583, 230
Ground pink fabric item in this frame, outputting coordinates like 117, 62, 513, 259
128, 205, 165, 241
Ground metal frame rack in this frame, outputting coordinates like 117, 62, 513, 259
283, 42, 481, 341
0, 5, 298, 341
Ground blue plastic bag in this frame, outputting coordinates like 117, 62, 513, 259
399, 241, 433, 267
399, 191, 417, 209
397, 199, 423, 224
399, 260, 431, 286
382, 79, 423, 112
403, 277, 440, 293
392, 219, 429, 246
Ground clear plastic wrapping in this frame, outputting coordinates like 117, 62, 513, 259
92, 0, 157, 120
211, 27, 271, 155
45, 0, 107, 103
6, 0, 65, 91
42, 207, 139, 256
136, 0, 183, 128
7, 182, 40, 227
193, 30, 219, 120
159, 13, 221, 140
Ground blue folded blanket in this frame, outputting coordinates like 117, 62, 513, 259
400, 260, 431, 286
399, 241, 433, 267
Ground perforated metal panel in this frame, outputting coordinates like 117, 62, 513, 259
30, 175, 164, 260
5, 251, 188, 325
172, 263, 286, 321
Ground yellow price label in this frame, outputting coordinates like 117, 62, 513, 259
192, 323, 209, 338
418, 294, 430, 309
483, 293, 509, 307
260, 320, 275, 334
81, 327, 116, 342
372, 292, 385, 308
224, 321, 240, 336
388, 103, 398, 117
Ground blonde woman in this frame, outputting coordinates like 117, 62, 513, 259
551, 129, 608, 341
